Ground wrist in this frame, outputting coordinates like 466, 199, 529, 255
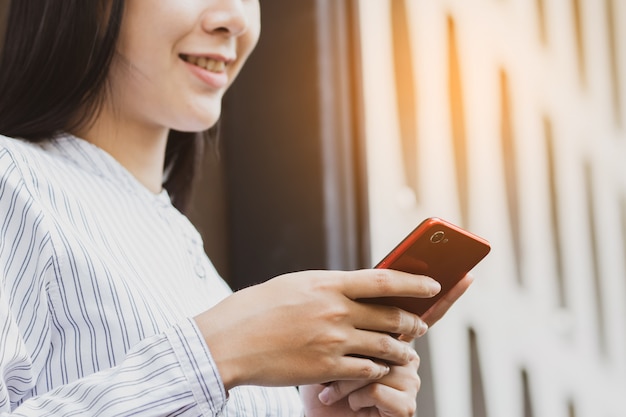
193, 313, 242, 391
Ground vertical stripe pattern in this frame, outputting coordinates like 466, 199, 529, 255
0, 135, 303, 416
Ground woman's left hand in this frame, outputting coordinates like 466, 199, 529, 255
300, 352, 420, 417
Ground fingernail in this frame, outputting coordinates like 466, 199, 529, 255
318, 387, 331, 405
429, 280, 442, 295
382, 363, 391, 376
417, 321, 429, 337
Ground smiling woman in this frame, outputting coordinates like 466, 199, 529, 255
0, 0, 205, 211
100, 0, 259, 140
0, 1, 472, 416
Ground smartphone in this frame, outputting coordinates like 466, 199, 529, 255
371, 217, 491, 316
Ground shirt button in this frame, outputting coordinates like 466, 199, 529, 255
194, 263, 206, 279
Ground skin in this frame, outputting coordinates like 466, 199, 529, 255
300, 274, 474, 416
73, 1, 476, 416
75, 0, 261, 192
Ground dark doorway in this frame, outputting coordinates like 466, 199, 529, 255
189, 0, 369, 289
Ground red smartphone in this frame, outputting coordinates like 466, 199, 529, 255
371, 217, 491, 316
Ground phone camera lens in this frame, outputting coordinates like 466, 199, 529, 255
430, 231, 445, 244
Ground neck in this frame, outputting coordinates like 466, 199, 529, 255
73, 114, 169, 194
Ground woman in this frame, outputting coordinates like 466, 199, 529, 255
0, 1, 473, 416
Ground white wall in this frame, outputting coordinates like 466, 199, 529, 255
358, 0, 626, 416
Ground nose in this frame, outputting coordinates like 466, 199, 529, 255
200, 0, 250, 37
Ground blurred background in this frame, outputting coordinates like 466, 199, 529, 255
189, 0, 626, 416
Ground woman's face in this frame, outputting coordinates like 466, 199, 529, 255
108, 0, 260, 133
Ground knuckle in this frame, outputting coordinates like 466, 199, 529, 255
410, 315, 421, 337
364, 384, 416, 417
364, 381, 383, 397
317, 328, 348, 348
387, 307, 405, 333
317, 355, 337, 374
378, 335, 394, 355
404, 347, 412, 364
324, 304, 351, 324
308, 272, 333, 291
330, 381, 343, 396
359, 362, 379, 379
373, 270, 394, 294
406, 401, 417, 417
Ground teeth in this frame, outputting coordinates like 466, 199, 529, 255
183, 55, 226, 72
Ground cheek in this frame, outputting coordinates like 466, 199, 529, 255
231, 27, 261, 81
117, 6, 190, 75
242, 3, 261, 57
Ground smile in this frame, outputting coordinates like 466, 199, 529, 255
180, 54, 227, 73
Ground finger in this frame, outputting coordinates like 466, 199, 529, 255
347, 383, 418, 416
350, 301, 429, 340
398, 333, 415, 343
347, 333, 418, 366
329, 356, 391, 382
318, 379, 370, 405
320, 355, 420, 406
420, 273, 475, 326
339, 269, 441, 300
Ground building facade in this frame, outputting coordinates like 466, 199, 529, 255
358, 1, 626, 416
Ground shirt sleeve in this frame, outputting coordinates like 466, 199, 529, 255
0, 315, 228, 417
0, 146, 229, 416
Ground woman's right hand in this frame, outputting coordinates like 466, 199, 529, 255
193, 269, 440, 390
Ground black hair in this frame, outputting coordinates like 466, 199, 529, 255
0, 0, 210, 213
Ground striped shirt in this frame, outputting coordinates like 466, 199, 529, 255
0, 134, 303, 416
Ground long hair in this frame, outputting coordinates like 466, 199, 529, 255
0, 0, 209, 213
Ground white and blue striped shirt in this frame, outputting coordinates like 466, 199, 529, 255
0, 134, 303, 416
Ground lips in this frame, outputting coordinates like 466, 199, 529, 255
180, 54, 227, 73
180, 53, 231, 89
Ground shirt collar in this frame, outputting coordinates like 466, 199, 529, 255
43, 133, 171, 205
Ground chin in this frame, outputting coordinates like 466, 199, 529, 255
173, 113, 221, 133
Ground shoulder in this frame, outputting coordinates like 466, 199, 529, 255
0, 133, 54, 157
0, 135, 59, 228
0, 135, 65, 192
0, 138, 58, 332
0, 136, 58, 272
0, 135, 32, 187
0, 135, 48, 177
